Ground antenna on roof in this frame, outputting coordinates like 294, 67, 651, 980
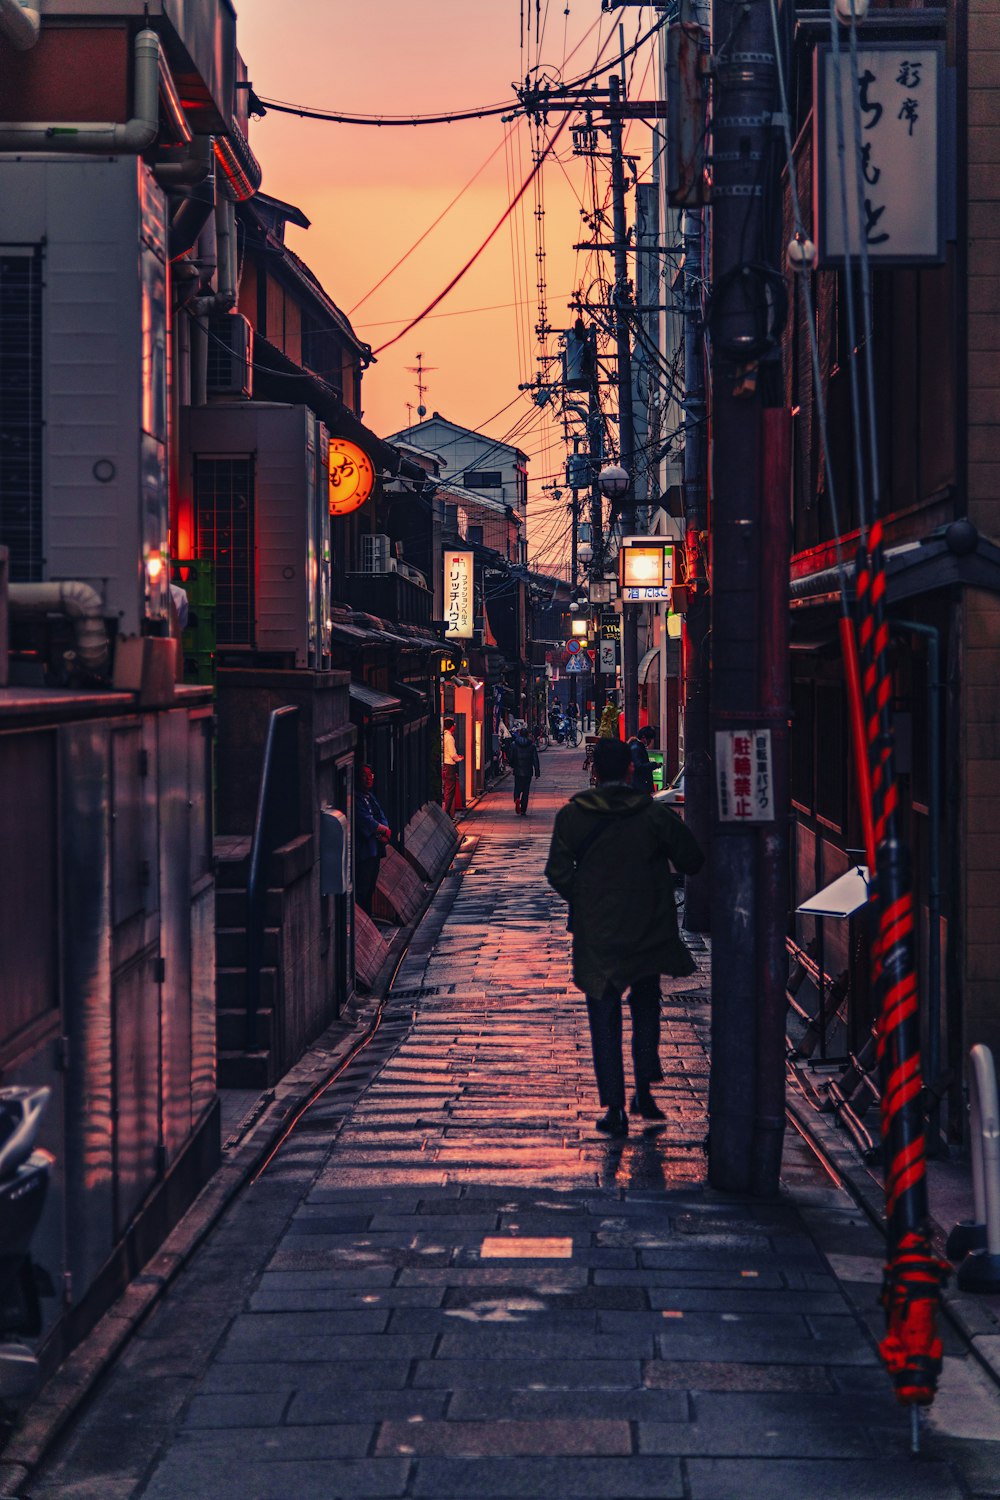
406, 352, 436, 419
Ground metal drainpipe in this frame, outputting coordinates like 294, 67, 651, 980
892, 617, 943, 1151
0, 0, 39, 49
0, 29, 159, 153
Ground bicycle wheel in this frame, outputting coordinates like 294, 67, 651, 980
568, 723, 583, 748
536, 731, 549, 751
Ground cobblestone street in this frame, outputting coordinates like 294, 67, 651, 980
32, 750, 1000, 1499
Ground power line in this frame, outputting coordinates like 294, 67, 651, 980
353, 292, 574, 330
348, 123, 516, 315
372, 113, 570, 356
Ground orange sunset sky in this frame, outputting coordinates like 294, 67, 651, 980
235, 0, 660, 576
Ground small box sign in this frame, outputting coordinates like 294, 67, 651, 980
814, 42, 944, 266
716, 729, 774, 823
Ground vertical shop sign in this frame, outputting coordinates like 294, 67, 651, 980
815, 42, 944, 266
444, 550, 474, 639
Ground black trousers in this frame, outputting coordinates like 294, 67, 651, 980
585, 974, 663, 1109
356, 856, 380, 916
513, 774, 533, 812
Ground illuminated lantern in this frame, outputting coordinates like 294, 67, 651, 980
328, 437, 375, 517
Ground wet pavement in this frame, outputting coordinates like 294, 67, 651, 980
31, 748, 1000, 1498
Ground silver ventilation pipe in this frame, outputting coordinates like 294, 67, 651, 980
0, 28, 159, 153
8, 582, 109, 675
0, 0, 40, 51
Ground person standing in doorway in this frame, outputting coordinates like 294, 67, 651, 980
442, 716, 464, 818
544, 737, 704, 1136
628, 724, 656, 795
509, 721, 541, 816
355, 765, 390, 917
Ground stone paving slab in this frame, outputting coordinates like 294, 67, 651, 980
26, 748, 1000, 1500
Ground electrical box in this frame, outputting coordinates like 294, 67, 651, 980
320, 807, 351, 895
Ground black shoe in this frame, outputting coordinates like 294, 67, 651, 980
596, 1107, 629, 1137
630, 1092, 666, 1121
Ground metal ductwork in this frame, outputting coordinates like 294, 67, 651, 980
8, 581, 109, 675
167, 142, 217, 262
213, 126, 261, 202
155, 133, 213, 189
0, 0, 39, 50
215, 194, 238, 308
0, 28, 159, 153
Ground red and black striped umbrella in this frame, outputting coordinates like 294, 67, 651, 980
848, 520, 947, 1412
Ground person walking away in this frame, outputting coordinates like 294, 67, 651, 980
544, 737, 704, 1135
509, 722, 541, 816
628, 724, 656, 794
442, 716, 464, 818
355, 765, 391, 916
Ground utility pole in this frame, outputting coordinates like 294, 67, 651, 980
609, 70, 639, 739
706, 0, 783, 1195
589, 372, 605, 720
679, 3, 711, 933
569, 487, 579, 717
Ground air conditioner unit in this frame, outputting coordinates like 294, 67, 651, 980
361, 534, 396, 574
207, 313, 253, 398
185, 404, 328, 668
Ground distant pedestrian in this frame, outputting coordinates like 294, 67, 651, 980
442, 716, 464, 818
544, 737, 704, 1136
597, 698, 619, 739
509, 722, 541, 816
355, 765, 391, 916
628, 724, 656, 795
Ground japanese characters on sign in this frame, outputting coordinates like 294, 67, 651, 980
815, 42, 944, 266
444, 550, 474, 639
599, 640, 617, 674
715, 729, 774, 824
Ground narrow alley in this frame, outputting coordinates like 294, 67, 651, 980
30, 753, 1000, 1500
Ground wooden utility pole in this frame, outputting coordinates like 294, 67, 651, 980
609, 72, 639, 739
706, 0, 784, 1195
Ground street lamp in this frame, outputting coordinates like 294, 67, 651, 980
598, 463, 629, 503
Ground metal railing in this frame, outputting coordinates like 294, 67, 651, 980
948, 1044, 1000, 1293
245, 706, 300, 1052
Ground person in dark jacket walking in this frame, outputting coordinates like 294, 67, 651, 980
355, 765, 391, 916
544, 737, 704, 1136
509, 724, 541, 816
628, 724, 656, 794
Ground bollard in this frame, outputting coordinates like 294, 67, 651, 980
954, 1045, 1000, 1293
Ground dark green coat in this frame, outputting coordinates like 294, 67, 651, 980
544, 784, 704, 997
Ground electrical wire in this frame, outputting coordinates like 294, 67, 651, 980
353, 292, 574, 330
372, 113, 570, 355
349, 123, 516, 315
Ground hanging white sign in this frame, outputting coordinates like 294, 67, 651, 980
444, 550, 474, 639
716, 728, 774, 824
814, 42, 945, 266
599, 640, 617, 673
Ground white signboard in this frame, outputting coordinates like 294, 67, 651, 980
716, 728, 774, 823
444, 550, 474, 639
599, 640, 617, 673
622, 585, 673, 603
815, 42, 944, 266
